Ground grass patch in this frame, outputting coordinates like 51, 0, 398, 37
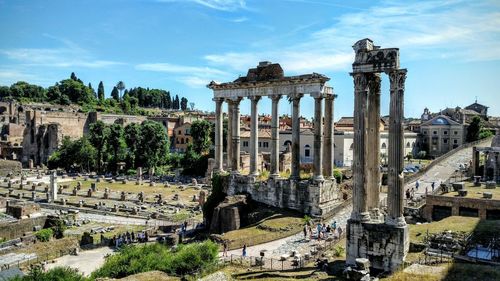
221, 215, 304, 250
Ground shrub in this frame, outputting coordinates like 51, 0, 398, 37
333, 168, 343, 183
35, 228, 53, 242
333, 245, 345, 257
10, 265, 85, 281
91, 241, 218, 279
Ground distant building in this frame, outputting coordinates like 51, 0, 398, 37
419, 115, 465, 158
173, 122, 192, 152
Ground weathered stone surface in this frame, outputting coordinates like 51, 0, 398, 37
209, 195, 248, 234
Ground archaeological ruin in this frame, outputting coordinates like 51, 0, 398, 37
208, 61, 341, 217
345, 39, 409, 272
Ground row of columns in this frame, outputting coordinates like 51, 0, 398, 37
213, 93, 336, 180
473, 148, 500, 182
351, 69, 407, 226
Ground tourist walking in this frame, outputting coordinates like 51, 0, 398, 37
223, 241, 228, 257
242, 244, 247, 257
303, 224, 308, 239
415, 180, 420, 190
431, 181, 435, 192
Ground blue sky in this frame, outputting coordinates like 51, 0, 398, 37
1, 0, 499, 120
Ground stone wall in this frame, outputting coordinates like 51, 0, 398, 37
423, 194, 500, 221
225, 175, 341, 217
0, 216, 47, 240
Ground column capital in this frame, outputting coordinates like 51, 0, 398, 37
226, 96, 242, 104
325, 94, 337, 101
350, 72, 369, 91
248, 95, 262, 102
310, 91, 324, 99
212, 97, 224, 103
367, 73, 382, 95
288, 92, 303, 101
269, 94, 282, 101
388, 69, 407, 91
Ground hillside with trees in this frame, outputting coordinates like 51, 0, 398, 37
0, 72, 190, 115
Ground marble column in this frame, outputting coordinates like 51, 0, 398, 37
472, 147, 480, 176
250, 96, 261, 176
213, 97, 224, 171
313, 93, 324, 181
351, 72, 370, 221
484, 152, 489, 180
387, 69, 407, 227
366, 74, 381, 216
270, 95, 281, 177
323, 94, 335, 178
290, 93, 303, 180
231, 98, 242, 173
494, 152, 499, 183
226, 100, 233, 171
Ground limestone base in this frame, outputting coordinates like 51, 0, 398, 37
226, 174, 341, 218
346, 219, 409, 272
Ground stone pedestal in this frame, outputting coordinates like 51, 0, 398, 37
346, 219, 409, 272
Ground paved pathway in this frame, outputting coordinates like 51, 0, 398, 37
404, 138, 491, 198
221, 204, 352, 259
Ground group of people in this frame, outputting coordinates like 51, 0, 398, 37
303, 221, 343, 241
406, 180, 438, 200
110, 231, 149, 248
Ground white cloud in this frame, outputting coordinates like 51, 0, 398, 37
135, 62, 232, 88
0, 36, 123, 69
158, 0, 246, 11
203, 0, 500, 76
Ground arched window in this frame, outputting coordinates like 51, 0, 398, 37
181, 138, 184, 144
284, 140, 292, 147
381, 143, 387, 149
349, 143, 354, 150
406, 142, 411, 148
304, 144, 311, 157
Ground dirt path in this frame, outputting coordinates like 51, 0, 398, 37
45, 246, 114, 276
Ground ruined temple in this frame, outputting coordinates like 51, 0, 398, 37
346, 39, 409, 272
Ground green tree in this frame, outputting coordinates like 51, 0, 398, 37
98, 81, 105, 101
180, 97, 188, 111
138, 120, 169, 169
191, 120, 212, 155
466, 116, 482, 142
107, 124, 125, 173
124, 123, 141, 168
111, 86, 119, 101
89, 121, 109, 173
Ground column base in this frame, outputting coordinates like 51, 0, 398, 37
385, 216, 407, 227
360, 211, 371, 222
270, 173, 280, 179
313, 175, 324, 182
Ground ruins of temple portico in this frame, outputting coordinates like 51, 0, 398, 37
346, 39, 409, 272
472, 130, 500, 183
208, 61, 335, 179
208, 62, 341, 217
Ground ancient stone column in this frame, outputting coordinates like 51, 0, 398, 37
250, 96, 261, 176
387, 69, 407, 226
323, 94, 335, 178
213, 97, 224, 172
270, 95, 281, 177
231, 97, 242, 173
484, 151, 489, 180
366, 73, 381, 217
226, 100, 233, 171
290, 93, 303, 180
313, 93, 324, 181
494, 152, 499, 183
472, 147, 480, 176
351, 73, 370, 221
